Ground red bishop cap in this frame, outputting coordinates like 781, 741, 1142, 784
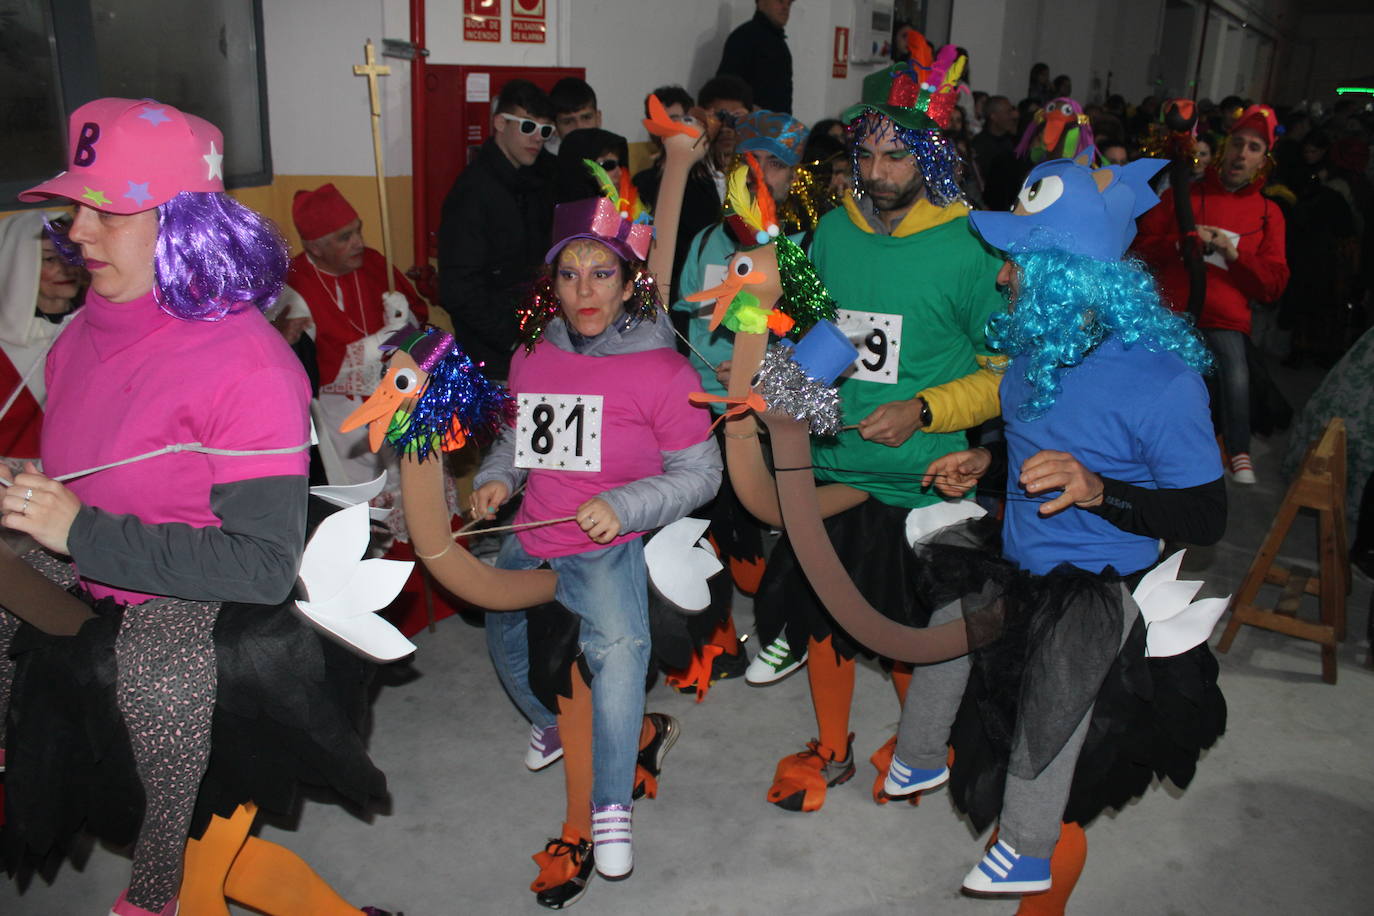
292, 183, 359, 242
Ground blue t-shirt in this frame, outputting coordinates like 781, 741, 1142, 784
1001, 335, 1222, 575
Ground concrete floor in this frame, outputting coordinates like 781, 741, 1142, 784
4, 371, 1373, 915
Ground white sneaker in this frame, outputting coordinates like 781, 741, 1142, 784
525, 723, 564, 771
1230, 452, 1257, 485
591, 804, 633, 879
745, 634, 808, 685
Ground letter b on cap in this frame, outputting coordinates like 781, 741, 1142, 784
73, 122, 100, 167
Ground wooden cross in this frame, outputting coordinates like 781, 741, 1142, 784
354, 39, 395, 292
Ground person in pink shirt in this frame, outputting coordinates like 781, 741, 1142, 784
1, 99, 393, 916
471, 197, 720, 903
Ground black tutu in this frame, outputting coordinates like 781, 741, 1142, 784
525, 533, 734, 713
3, 587, 387, 877
911, 520, 1227, 832
754, 498, 936, 661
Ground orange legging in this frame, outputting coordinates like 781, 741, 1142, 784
558, 665, 662, 838
808, 636, 912, 755
180, 803, 364, 915
1015, 822, 1087, 916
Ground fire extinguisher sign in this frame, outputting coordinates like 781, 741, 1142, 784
833, 27, 849, 78
512, 0, 546, 43
464, 0, 501, 42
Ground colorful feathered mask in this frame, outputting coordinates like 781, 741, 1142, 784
341, 325, 514, 462
685, 155, 837, 338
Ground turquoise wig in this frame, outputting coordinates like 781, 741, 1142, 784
988, 249, 1213, 422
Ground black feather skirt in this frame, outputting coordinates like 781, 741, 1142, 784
911, 519, 1227, 833
2, 591, 387, 877
753, 498, 938, 662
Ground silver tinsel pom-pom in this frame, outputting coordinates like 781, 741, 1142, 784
753, 343, 844, 436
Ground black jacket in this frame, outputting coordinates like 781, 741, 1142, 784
437, 139, 554, 377
633, 165, 722, 306
717, 11, 792, 114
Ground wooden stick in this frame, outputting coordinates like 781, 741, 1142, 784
451, 515, 577, 540
455, 481, 526, 536
354, 39, 395, 293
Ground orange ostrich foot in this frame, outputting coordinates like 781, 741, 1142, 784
766, 735, 855, 812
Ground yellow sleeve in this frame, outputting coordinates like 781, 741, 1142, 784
917, 355, 1009, 434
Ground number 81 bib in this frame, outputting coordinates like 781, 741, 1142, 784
514, 394, 604, 472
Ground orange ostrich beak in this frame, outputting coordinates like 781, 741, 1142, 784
642, 93, 702, 140
685, 266, 766, 331
1041, 111, 1075, 153
341, 355, 427, 453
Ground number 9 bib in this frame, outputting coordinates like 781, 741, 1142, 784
514, 394, 604, 471
836, 309, 902, 384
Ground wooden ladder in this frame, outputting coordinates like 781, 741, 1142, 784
1217, 418, 1351, 683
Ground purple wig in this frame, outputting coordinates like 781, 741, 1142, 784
48, 191, 288, 321
153, 192, 288, 320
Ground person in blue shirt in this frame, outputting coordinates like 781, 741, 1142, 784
881, 157, 1227, 908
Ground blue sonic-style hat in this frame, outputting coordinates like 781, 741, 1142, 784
969, 157, 1168, 262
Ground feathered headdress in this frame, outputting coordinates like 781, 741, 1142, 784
585, 158, 651, 225
841, 29, 966, 131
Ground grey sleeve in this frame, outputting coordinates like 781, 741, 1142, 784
66, 475, 308, 604
472, 426, 528, 494
598, 437, 722, 534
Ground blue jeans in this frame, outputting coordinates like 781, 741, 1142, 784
485, 535, 651, 807
1203, 328, 1250, 456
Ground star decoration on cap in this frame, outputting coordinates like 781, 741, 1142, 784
124, 180, 152, 207
138, 106, 171, 127
82, 186, 112, 206
203, 141, 224, 180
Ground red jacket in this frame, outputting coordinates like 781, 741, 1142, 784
285, 248, 427, 385
0, 347, 42, 458
1133, 169, 1289, 334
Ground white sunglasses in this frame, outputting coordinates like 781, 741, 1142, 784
498, 113, 555, 140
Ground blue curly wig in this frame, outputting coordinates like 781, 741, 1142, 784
988, 249, 1213, 422
848, 114, 964, 207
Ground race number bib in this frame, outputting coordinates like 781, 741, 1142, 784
514, 394, 604, 472
836, 309, 902, 384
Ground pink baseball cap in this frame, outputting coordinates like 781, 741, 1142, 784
19, 97, 225, 214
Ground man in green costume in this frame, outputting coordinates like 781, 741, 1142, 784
754, 30, 1010, 812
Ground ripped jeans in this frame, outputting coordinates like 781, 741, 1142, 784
486, 535, 650, 807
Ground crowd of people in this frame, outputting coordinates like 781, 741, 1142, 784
1, 3, 1372, 915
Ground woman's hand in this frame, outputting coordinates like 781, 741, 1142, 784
714, 359, 733, 386
470, 480, 510, 521
1, 462, 81, 555
576, 497, 622, 544
1019, 449, 1104, 515
922, 448, 992, 498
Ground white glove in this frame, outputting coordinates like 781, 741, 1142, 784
380, 291, 413, 332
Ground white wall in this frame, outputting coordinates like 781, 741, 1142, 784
257, 0, 1324, 186
261, 0, 896, 180
263, 0, 414, 176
